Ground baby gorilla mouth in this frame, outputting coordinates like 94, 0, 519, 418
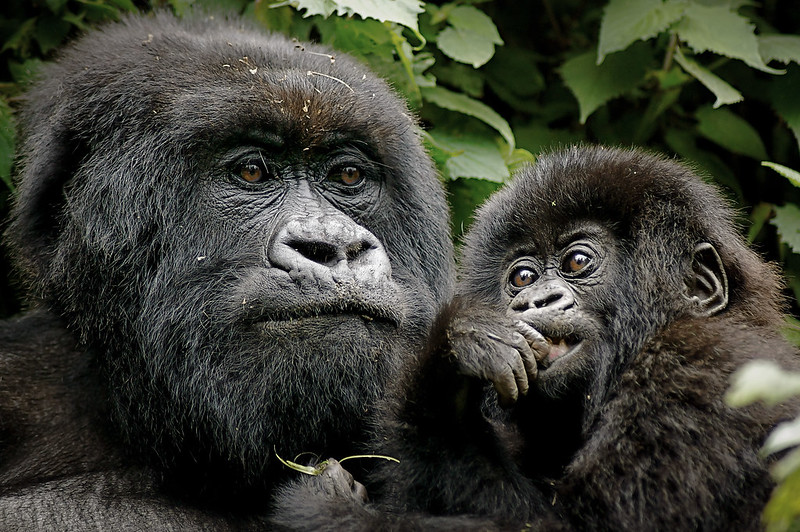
543, 337, 572, 365
513, 321, 580, 369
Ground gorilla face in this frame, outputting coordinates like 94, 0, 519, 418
501, 222, 620, 396
8, 14, 452, 492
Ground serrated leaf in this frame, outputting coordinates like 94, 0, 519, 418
771, 66, 800, 153
760, 34, 800, 66
436, 5, 502, 68
695, 106, 767, 160
674, 47, 742, 107
763, 162, 800, 189
560, 43, 652, 124
427, 130, 509, 181
422, 86, 514, 150
726, 359, 800, 407
597, 0, 686, 64
675, 3, 783, 74
281, 0, 424, 31
772, 203, 800, 253
0, 97, 15, 192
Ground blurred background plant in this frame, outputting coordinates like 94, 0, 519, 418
1, 1, 799, 526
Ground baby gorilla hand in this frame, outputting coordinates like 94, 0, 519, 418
445, 300, 538, 407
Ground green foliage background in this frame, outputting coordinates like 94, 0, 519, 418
0, 0, 799, 526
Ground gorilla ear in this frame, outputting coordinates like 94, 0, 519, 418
684, 242, 728, 317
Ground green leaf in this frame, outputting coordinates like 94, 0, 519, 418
0, 97, 15, 192
726, 359, 800, 407
760, 34, 800, 66
560, 43, 652, 124
772, 203, 800, 254
34, 16, 71, 54
674, 47, 742, 107
597, 0, 686, 64
763, 460, 800, 529
427, 129, 509, 181
770, 66, 800, 153
694, 106, 767, 160
446, 177, 502, 238
748, 202, 773, 243
436, 5, 502, 68
675, 3, 783, 74
422, 86, 514, 150
763, 162, 800, 189
663, 128, 741, 198
280, 0, 424, 32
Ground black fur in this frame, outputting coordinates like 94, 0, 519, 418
0, 12, 453, 528
274, 145, 800, 531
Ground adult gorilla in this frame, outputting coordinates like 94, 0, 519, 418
275, 146, 800, 531
0, 12, 452, 528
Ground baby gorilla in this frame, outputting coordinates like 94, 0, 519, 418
275, 145, 800, 531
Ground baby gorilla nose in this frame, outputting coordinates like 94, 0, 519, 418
269, 213, 392, 285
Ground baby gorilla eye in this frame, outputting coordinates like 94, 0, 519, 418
329, 166, 364, 186
239, 162, 269, 184
509, 266, 537, 288
562, 250, 593, 274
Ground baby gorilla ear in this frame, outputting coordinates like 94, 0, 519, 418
684, 242, 729, 317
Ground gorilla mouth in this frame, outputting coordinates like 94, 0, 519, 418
246, 301, 402, 327
539, 336, 581, 369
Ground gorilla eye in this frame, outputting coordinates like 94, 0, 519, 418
239, 163, 268, 184
329, 166, 364, 187
509, 266, 537, 288
562, 250, 593, 275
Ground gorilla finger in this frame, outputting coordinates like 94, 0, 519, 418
514, 321, 550, 363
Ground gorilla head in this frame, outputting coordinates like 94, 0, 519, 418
460, 145, 781, 402
6, 13, 452, 497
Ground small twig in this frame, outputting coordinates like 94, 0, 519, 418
306, 71, 354, 92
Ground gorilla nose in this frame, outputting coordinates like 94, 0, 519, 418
512, 282, 575, 313
269, 214, 392, 284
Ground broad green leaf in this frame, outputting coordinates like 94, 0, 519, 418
422, 86, 514, 150
747, 202, 773, 243
675, 3, 783, 74
427, 129, 509, 181
770, 66, 800, 152
279, 0, 424, 32
694, 106, 767, 160
663, 128, 740, 198
760, 35, 800, 66
34, 16, 71, 54
763, 162, 800, 189
763, 460, 800, 528
772, 203, 800, 254
436, 5, 502, 68
726, 359, 800, 407
560, 43, 652, 124
446, 177, 503, 238
597, 0, 686, 64
674, 47, 742, 107
0, 97, 15, 192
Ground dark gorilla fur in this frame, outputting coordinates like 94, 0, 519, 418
274, 145, 800, 531
0, 12, 453, 528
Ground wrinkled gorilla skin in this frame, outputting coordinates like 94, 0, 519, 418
0, 12, 453, 528
278, 146, 800, 531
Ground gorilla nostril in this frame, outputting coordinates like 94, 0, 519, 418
289, 240, 340, 267
345, 241, 373, 263
535, 292, 563, 309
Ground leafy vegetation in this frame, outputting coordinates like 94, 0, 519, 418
0, 0, 799, 525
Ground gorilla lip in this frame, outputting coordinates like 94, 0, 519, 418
539, 336, 581, 369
